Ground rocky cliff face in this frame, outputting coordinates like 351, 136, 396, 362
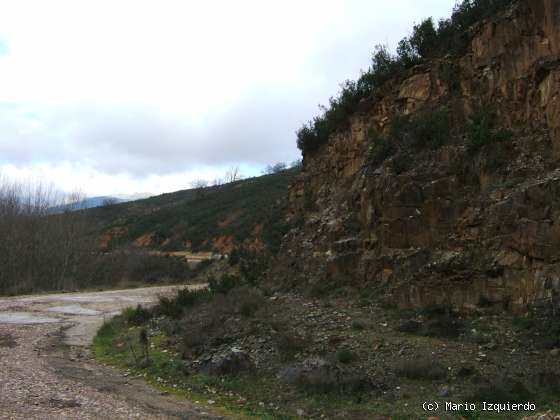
275, 0, 560, 313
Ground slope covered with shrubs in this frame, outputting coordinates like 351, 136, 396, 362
296, 0, 515, 155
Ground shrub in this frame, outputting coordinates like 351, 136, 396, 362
395, 357, 446, 380
336, 349, 356, 364
153, 296, 183, 319
421, 316, 464, 338
466, 108, 511, 154
439, 61, 462, 93
367, 131, 395, 168
228, 248, 240, 266
208, 274, 238, 294
123, 304, 152, 326
229, 287, 264, 317
274, 329, 307, 361
175, 287, 210, 307
367, 107, 450, 170
239, 250, 269, 285
351, 319, 366, 331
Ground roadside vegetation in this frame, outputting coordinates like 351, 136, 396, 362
95, 259, 560, 418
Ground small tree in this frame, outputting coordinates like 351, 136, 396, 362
224, 166, 242, 183
263, 162, 287, 174
191, 179, 209, 197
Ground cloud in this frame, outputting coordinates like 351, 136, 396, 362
0, 0, 455, 194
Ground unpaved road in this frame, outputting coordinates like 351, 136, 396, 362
0, 286, 222, 420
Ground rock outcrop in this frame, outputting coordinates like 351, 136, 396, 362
275, 0, 560, 313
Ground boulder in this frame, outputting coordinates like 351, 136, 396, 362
201, 347, 253, 375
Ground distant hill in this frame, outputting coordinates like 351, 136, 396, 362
85, 169, 298, 254
51, 193, 152, 213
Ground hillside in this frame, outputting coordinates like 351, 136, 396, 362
273, 0, 560, 314
94, 2, 560, 419
86, 168, 297, 254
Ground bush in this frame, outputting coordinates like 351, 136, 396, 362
123, 304, 152, 326
230, 287, 264, 317
228, 248, 240, 266
466, 108, 511, 154
421, 316, 464, 338
395, 357, 446, 380
274, 329, 307, 361
336, 349, 356, 364
153, 296, 183, 319
175, 287, 210, 307
208, 274, 238, 294
367, 107, 450, 170
351, 319, 366, 331
367, 131, 395, 168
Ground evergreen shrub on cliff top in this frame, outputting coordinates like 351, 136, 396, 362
367, 106, 451, 171
296, 0, 515, 155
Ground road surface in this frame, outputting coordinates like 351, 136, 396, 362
0, 285, 221, 420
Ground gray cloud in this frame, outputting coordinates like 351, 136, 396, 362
0, 1, 455, 189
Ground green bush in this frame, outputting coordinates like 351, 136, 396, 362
228, 248, 240, 266
336, 349, 356, 364
154, 296, 183, 319
367, 131, 395, 168
123, 304, 152, 326
175, 287, 210, 307
466, 108, 511, 154
367, 107, 450, 170
351, 319, 367, 331
208, 274, 238, 294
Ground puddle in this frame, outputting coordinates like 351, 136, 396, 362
56, 296, 117, 303
47, 305, 101, 316
0, 312, 60, 324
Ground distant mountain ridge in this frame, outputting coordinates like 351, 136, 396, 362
50, 193, 152, 213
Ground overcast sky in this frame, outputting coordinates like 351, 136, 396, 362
0, 0, 454, 197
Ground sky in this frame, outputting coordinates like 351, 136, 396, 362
0, 0, 455, 197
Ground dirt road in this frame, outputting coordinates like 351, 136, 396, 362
0, 286, 222, 420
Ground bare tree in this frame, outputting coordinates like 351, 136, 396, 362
191, 179, 209, 198
224, 166, 243, 184
191, 179, 209, 190
0, 179, 96, 295
263, 162, 288, 174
